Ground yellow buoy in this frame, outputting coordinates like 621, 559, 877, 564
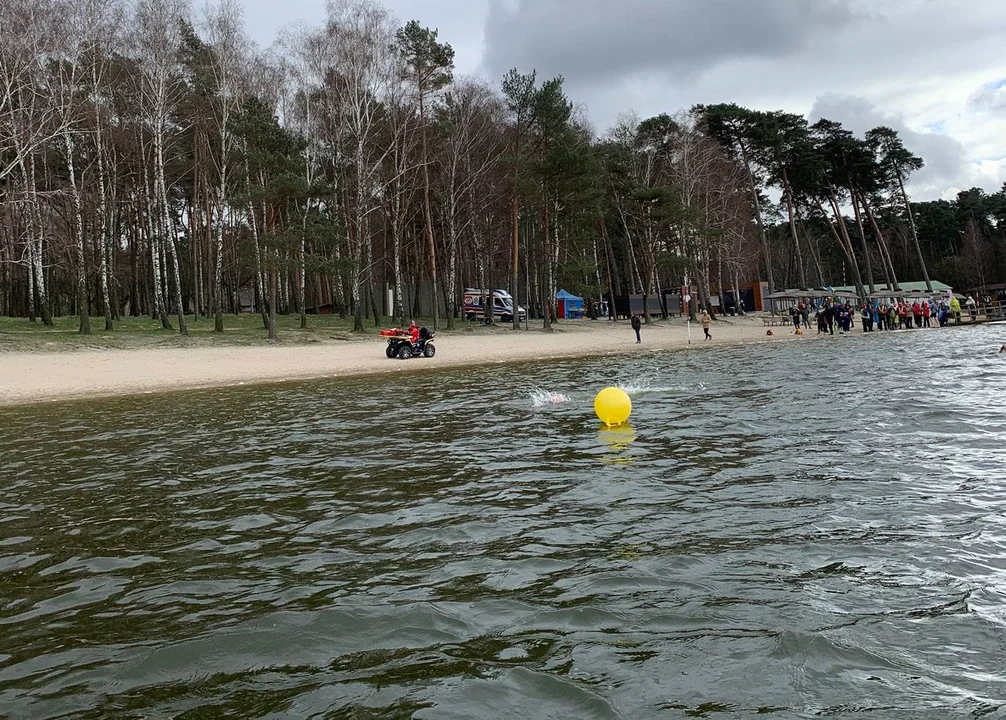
594, 387, 631, 427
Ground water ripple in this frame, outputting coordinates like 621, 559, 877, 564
2, 325, 1006, 717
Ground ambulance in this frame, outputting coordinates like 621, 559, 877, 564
462, 288, 526, 323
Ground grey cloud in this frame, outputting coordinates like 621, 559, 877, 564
477, 0, 1006, 136
481, 0, 858, 83
245, 0, 1006, 199
808, 93, 968, 200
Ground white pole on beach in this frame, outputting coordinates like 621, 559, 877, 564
683, 293, 692, 345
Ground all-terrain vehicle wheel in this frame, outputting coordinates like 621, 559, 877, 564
386, 345, 396, 358
397, 344, 412, 360
424, 343, 436, 358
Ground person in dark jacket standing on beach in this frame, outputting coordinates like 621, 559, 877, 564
631, 314, 641, 343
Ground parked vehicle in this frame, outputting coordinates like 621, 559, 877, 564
462, 288, 526, 323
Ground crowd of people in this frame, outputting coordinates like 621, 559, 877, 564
787, 295, 980, 335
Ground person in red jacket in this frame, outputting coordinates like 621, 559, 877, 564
409, 320, 420, 345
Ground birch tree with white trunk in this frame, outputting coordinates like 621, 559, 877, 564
133, 0, 191, 333
52, 0, 102, 334
439, 78, 505, 328
79, 0, 124, 331
379, 67, 420, 326
201, 0, 247, 332
309, 0, 398, 332
0, 0, 67, 326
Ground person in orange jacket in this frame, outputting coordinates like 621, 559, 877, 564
408, 320, 420, 345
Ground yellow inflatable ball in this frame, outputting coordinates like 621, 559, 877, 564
594, 387, 632, 427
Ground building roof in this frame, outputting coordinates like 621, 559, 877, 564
829, 280, 953, 294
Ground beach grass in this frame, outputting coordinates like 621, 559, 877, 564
0, 313, 421, 352
0, 312, 556, 352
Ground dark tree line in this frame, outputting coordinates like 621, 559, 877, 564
2, 0, 997, 337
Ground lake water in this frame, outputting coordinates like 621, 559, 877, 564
2, 326, 1006, 719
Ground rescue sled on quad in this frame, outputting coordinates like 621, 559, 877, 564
379, 327, 436, 360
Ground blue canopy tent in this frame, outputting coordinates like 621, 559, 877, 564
556, 289, 585, 319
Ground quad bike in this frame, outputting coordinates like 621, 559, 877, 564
379, 327, 436, 360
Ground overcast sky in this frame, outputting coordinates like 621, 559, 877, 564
243, 0, 1006, 202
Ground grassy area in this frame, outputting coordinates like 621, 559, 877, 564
0, 312, 594, 353
0, 313, 442, 352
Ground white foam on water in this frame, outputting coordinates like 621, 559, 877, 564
617, 380, 697, 396
530, 389, 572, 407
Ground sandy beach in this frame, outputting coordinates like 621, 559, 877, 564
0, 315, 798, 406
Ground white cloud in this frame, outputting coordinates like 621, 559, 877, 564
807, 93, 970, 201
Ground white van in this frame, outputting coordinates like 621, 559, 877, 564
462, 288, 526, 323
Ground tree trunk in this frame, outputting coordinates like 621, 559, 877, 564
418, 91, 439, 330
541, 196, 553, 332
190, 186, 200, 321
65, 132, 91, 335
616, 202, 643, 295
154, 115, 185, 334
351, 272, 363, 332
847, 190, 876, 295
27, 155, 52, 326
167, 233, 188, 335
739, 143, 775, 293
148, 215, 170, 329
781, 169, 807, 290
898, 175, 931, 291
600, 218, 619, 319
352, 156, 366, 332
213, 177, 226, 333
797, 213, 826, 288
190, 142, 202, 321
835, 217, 866, 301
392, 194, 406, 326
445, 186, 458, 331
369, 279, 381, 327
299, 225, 307, 329
697, 260, 713, 318
249, 200, 267, 329
732, 266, 742, 316
129, 207, 139, 316
144, 132, 171, 329
27, 242, 37, 323
641, 212, 655, 323
95, 119, 113, 330
823, 194, 866, 300
362, 214, 379, 327
861, 196, 900, 291
268, 251, 277, 340
511, 196, 520, 329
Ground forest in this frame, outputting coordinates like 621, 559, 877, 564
2, 0, 1005, 336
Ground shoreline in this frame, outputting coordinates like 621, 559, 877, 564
0, 316, 815, 407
